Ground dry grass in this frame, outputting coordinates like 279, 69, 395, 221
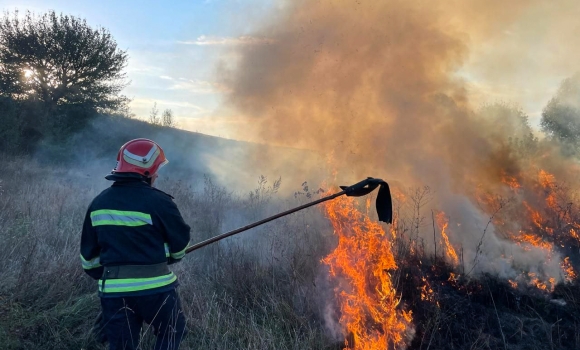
2, 154, 580, 349
0, 156, 337, 350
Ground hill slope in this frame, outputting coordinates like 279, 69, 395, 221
35, 115, 326, 191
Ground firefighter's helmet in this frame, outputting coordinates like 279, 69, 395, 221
112, 139, 168, 177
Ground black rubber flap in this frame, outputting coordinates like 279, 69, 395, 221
340, 177, 393, 224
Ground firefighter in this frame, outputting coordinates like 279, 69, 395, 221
80, 138, 190, 350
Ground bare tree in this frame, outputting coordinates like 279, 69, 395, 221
149, 102, 160, 125
162, 108, 177, 127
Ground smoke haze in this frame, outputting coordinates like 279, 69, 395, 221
220, 0, 580, 278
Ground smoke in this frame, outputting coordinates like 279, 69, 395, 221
219, 0, 580, 284
219, 0, 561, 181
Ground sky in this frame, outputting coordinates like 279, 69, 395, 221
0, 0, 280, 137
1, 1, 577, 139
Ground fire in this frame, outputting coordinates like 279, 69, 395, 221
527, 272, 556, 292
319, 158, 580, 347
538, 170, 559, 234
515, 232, 554, 251
389, 217, 398, 240
468, 167, 573, 293
448, 272, 457, 282
322, 192, 412, 349
501, 171, 521, 191
561, 257, 577, 282
435, 212, 459, 266
538, 170, 555, 188
571, 229, 580, 243
523, 201, 544, 232
420, 276, 435, 302
545, 194, 558, 211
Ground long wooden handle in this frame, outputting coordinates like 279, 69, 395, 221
185, 190, 346, 254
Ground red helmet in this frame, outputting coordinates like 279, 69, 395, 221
113, 139, 168, 177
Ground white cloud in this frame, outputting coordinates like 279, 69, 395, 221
178, 35, 274, 46
125, 52, 179, 75
170, 79, 230, 94
158, 75, 230, 94
126, 60, 164, 74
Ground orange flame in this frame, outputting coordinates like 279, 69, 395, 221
322, 192, 412, 349
501, 171, 521, 191
571, 229, 580, 243
523, 201, 544, 231
527, 272, 556, 292
448, 272, 458, 282
435, 212, 459, 266
538, 170, 556, 188
420, 276, 435, 302
515, 232, 554, 251
561, 257, 577, 283
472, 169, 567, 293
420, 276, 440, 308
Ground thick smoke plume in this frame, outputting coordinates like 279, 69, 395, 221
221, 0, 579, 179
221, 0, 580, 282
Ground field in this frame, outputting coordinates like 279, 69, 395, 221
2, 150, 580, 350
3, 1, 580, 348
0, 155, 337, 349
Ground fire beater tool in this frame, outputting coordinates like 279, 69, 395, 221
91, 177, 392, 341
185, 177, 393, 254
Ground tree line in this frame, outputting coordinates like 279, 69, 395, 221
148, 102, 177, 128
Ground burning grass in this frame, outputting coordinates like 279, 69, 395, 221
319, 172, 580, 349
322, 194, 412, 349
397, 258, 580, 350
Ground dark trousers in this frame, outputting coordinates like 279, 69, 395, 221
100, 289, 187, 350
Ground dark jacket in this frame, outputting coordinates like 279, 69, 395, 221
80, 174, 190, 297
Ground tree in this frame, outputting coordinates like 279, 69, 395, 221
0, 10, 128, 111
0, 96, 22, 151
149, 102, 161, 125
162, 108, 177, 127
541, 74, 580, 156
478, 102, 539, 160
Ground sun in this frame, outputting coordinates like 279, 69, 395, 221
23, 69, 34, 79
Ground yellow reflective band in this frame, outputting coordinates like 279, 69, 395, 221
90, 210, 152, 227
170, 246, 187, 260
99, 272, 177, 293
80, 254, 101, 270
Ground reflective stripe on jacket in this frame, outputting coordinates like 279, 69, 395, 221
80, 175, 191, 297
99, 272, 178, 293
